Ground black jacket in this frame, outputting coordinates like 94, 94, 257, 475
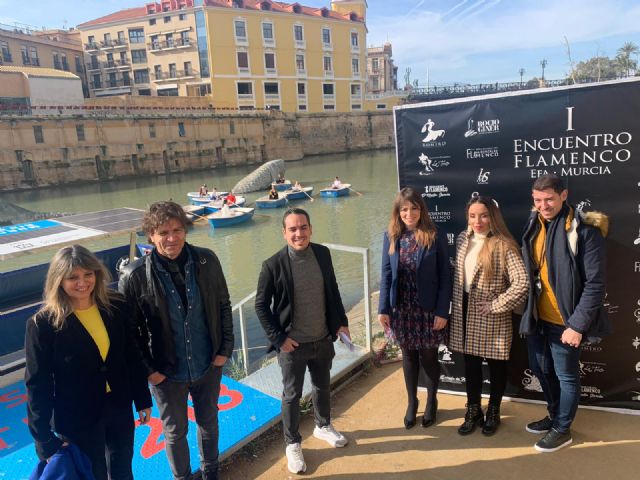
24, 296, 152, 460
255, 243, 348, 351
118, 243, 234, 376
520, 206, 612, 341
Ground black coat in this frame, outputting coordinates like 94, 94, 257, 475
118, 243, 234, 376
24, 296, 152, 460
255, 243, 348, 351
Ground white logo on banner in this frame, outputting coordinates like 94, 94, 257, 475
421, 119, 446, 145
632, 391, 640, 401
447, 233, 455, 245
477, 168, 491, 184
464, 118, 500, 138
440, 375, 464, 385
634, 228, 640, 246
522, 369, 543, 392
579, 361, 606, 377
466, 147, 500, 159
581, 385, 603, 399
513, 106, 633, 178
633, 337, 640, 349
418, 153, 450, 176
438, 345, 454, 364
636, 362, 640, 373
575, 199, 592, 213
635, 261, 640, 273
634, 300, 640, 323
422, 184, 451, 199
603, 293, 619, 314
429, 205, 452, 223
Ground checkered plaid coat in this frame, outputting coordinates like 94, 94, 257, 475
449, 230, 529, 360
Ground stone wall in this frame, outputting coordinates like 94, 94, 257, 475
0, 111, 393, 191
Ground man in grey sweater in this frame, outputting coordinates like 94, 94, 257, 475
255, 207, 350, 474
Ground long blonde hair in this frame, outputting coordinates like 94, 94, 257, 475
466, 196, 519, 282
387, 188, 437, 254
38, 245, 113, 329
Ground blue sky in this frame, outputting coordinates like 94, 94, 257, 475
1, 0, 639, 86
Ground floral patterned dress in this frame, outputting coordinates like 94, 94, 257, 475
388, 230, 448, 349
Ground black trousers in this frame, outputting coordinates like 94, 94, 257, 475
277, 337, 335, 445
62, 394, 135, 480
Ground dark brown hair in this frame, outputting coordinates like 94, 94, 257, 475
142, 201, 190, 240
387, 187, 436, 254
532, 174, 566, 194
282, 207, 311, 228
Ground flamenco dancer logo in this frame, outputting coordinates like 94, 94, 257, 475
522, 369, 543, 392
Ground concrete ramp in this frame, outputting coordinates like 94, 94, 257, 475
232, 159, 284, 194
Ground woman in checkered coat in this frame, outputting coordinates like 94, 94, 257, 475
449, 195, 529, 437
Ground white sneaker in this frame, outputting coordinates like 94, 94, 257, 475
285, 443, 306, 474
313, 424, 348, 447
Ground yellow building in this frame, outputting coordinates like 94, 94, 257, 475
0, 24, 88, 95
76, 0, 367, 112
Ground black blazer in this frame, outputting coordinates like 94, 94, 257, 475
255, 243, 348, 351
24, 296, 152, 460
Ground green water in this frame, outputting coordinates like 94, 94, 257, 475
1, 150, 399, 361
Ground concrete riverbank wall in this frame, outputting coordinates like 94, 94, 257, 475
0, 111, 394, 191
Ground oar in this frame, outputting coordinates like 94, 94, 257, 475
188, 211, 209, 222
302, 189, 315, 202
348, 187, 363, 197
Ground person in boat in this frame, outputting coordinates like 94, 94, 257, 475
331, 177, 343, 189
199, 184, 208, 196
221, 200, 232, 216
255, 207, 350, 474
292, 181, 302, 192
378, 187, 452, 431
119, 201, 234, 480
209, 187, 219, 200
449, 194, 528, 437
225, 191, 237, 206
276, 173, 286, 184
25, 245, 152, 480
268, 186, 279, 200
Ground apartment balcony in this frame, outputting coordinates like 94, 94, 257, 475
85, 42, 100, 52
265, 67, 277, 77
322, 42, 333, 52
297, 94, 307, 103
101, 39, 128, 50
296, 68, 306, 77
153, 69, 198, 82
352, 71, 361, 79
91, 79, 133, 90
104, 60, 131, 71
323, 70, 334, 79
295, 40, 306, 49
323, 94, 336, 102
351, 44, 360, 54
264, 93, 280, 103
86, 61, 102, 71
148, 37, 193, 52
21, 57, 40, 66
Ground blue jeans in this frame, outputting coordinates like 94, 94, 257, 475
526, 321, 582, 433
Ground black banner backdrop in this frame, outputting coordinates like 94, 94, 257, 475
394, 78, 640, 411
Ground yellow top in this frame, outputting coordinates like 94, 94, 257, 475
75, 304, 111, 392
533, 216, 564, 326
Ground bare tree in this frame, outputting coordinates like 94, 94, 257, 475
564, 36, 577, 84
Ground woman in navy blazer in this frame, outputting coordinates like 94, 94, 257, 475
25, 245, 152, 480
378, 188, 452, 429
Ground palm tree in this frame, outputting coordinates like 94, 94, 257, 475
616, 42, 639, 76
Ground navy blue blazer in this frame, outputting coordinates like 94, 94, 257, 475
378, 229, 452, 319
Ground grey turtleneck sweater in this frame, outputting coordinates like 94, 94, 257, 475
287, 245, 329, 343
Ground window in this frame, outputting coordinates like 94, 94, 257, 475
178, 122, 185, 137
120, 51, 128, 64
122, 71, 131, 85
150, 35, 160, 49
377, 104, 387, 109
237, 51, 249, 72
0, 41, 11, 62
372, 58, 379, 72
237, 82, 253, 95
104, 32, 112, 44
264, 82, 279, 95
294, 24, 304, 42
21, 46, 29, 65
262, 22, 274, 40
323, 56, 332, 73
295, 54, 305, 72
351, 32, 359, 47
138, 88, 151, 95
134, 68, 150, 84
149, 123, 157, 138
164, 16, 171, 23
33, 126, 44, 144
129, 28, 145, 44
351, 104, 361, 110
180, 31, 190, 46
92, 74, 101, 89
131, 50, 147, 64
106, 52, 114, 67
322, 27, 331, 45
166, 33, 174, 48
169, 63, 177, 78
75, 124, 86, 141
149, 18, 156, 26
298, 105, 307, 111
297, 82, 306, 95
53, 52, 61, 69
61, 55, 69, 71
118, 31, 126, 43
75, 55, 82, 72
184, 61, 192, 76
154, 65, 162, 79
323, 83, 334, 95
179, 13, 187, 20
372, 76, 379, 90
324, 104, 335, 110
108, 72, 117, 87
234, 20, 247, 40
264, 52, 275, 73
352, 58, 359, 75
351, 84, 361, 97
30, 47, 39, 66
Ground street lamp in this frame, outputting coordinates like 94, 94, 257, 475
540, 59, 547, 81
518, 68, 525, 87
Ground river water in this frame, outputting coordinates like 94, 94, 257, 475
1, 149, 399, 364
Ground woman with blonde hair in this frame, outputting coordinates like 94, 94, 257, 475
378, 188, 452, 429
25, 244, 152, 480
450, 195, 529, 436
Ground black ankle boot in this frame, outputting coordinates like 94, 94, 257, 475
404, 399, 419, 429
421, 397, 438, 428
458, 404, 484, 435
482, 404, 501, 436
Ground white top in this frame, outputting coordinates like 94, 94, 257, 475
332, 180, 342, 188
464, 232, 487, 293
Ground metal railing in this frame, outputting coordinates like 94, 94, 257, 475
231, 242, 372, 377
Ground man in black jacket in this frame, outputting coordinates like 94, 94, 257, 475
520, 175, 611, 453
255, 208, 350, 474
119, 201, 234, 480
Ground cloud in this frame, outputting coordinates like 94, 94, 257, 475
368, 0, 640, 83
